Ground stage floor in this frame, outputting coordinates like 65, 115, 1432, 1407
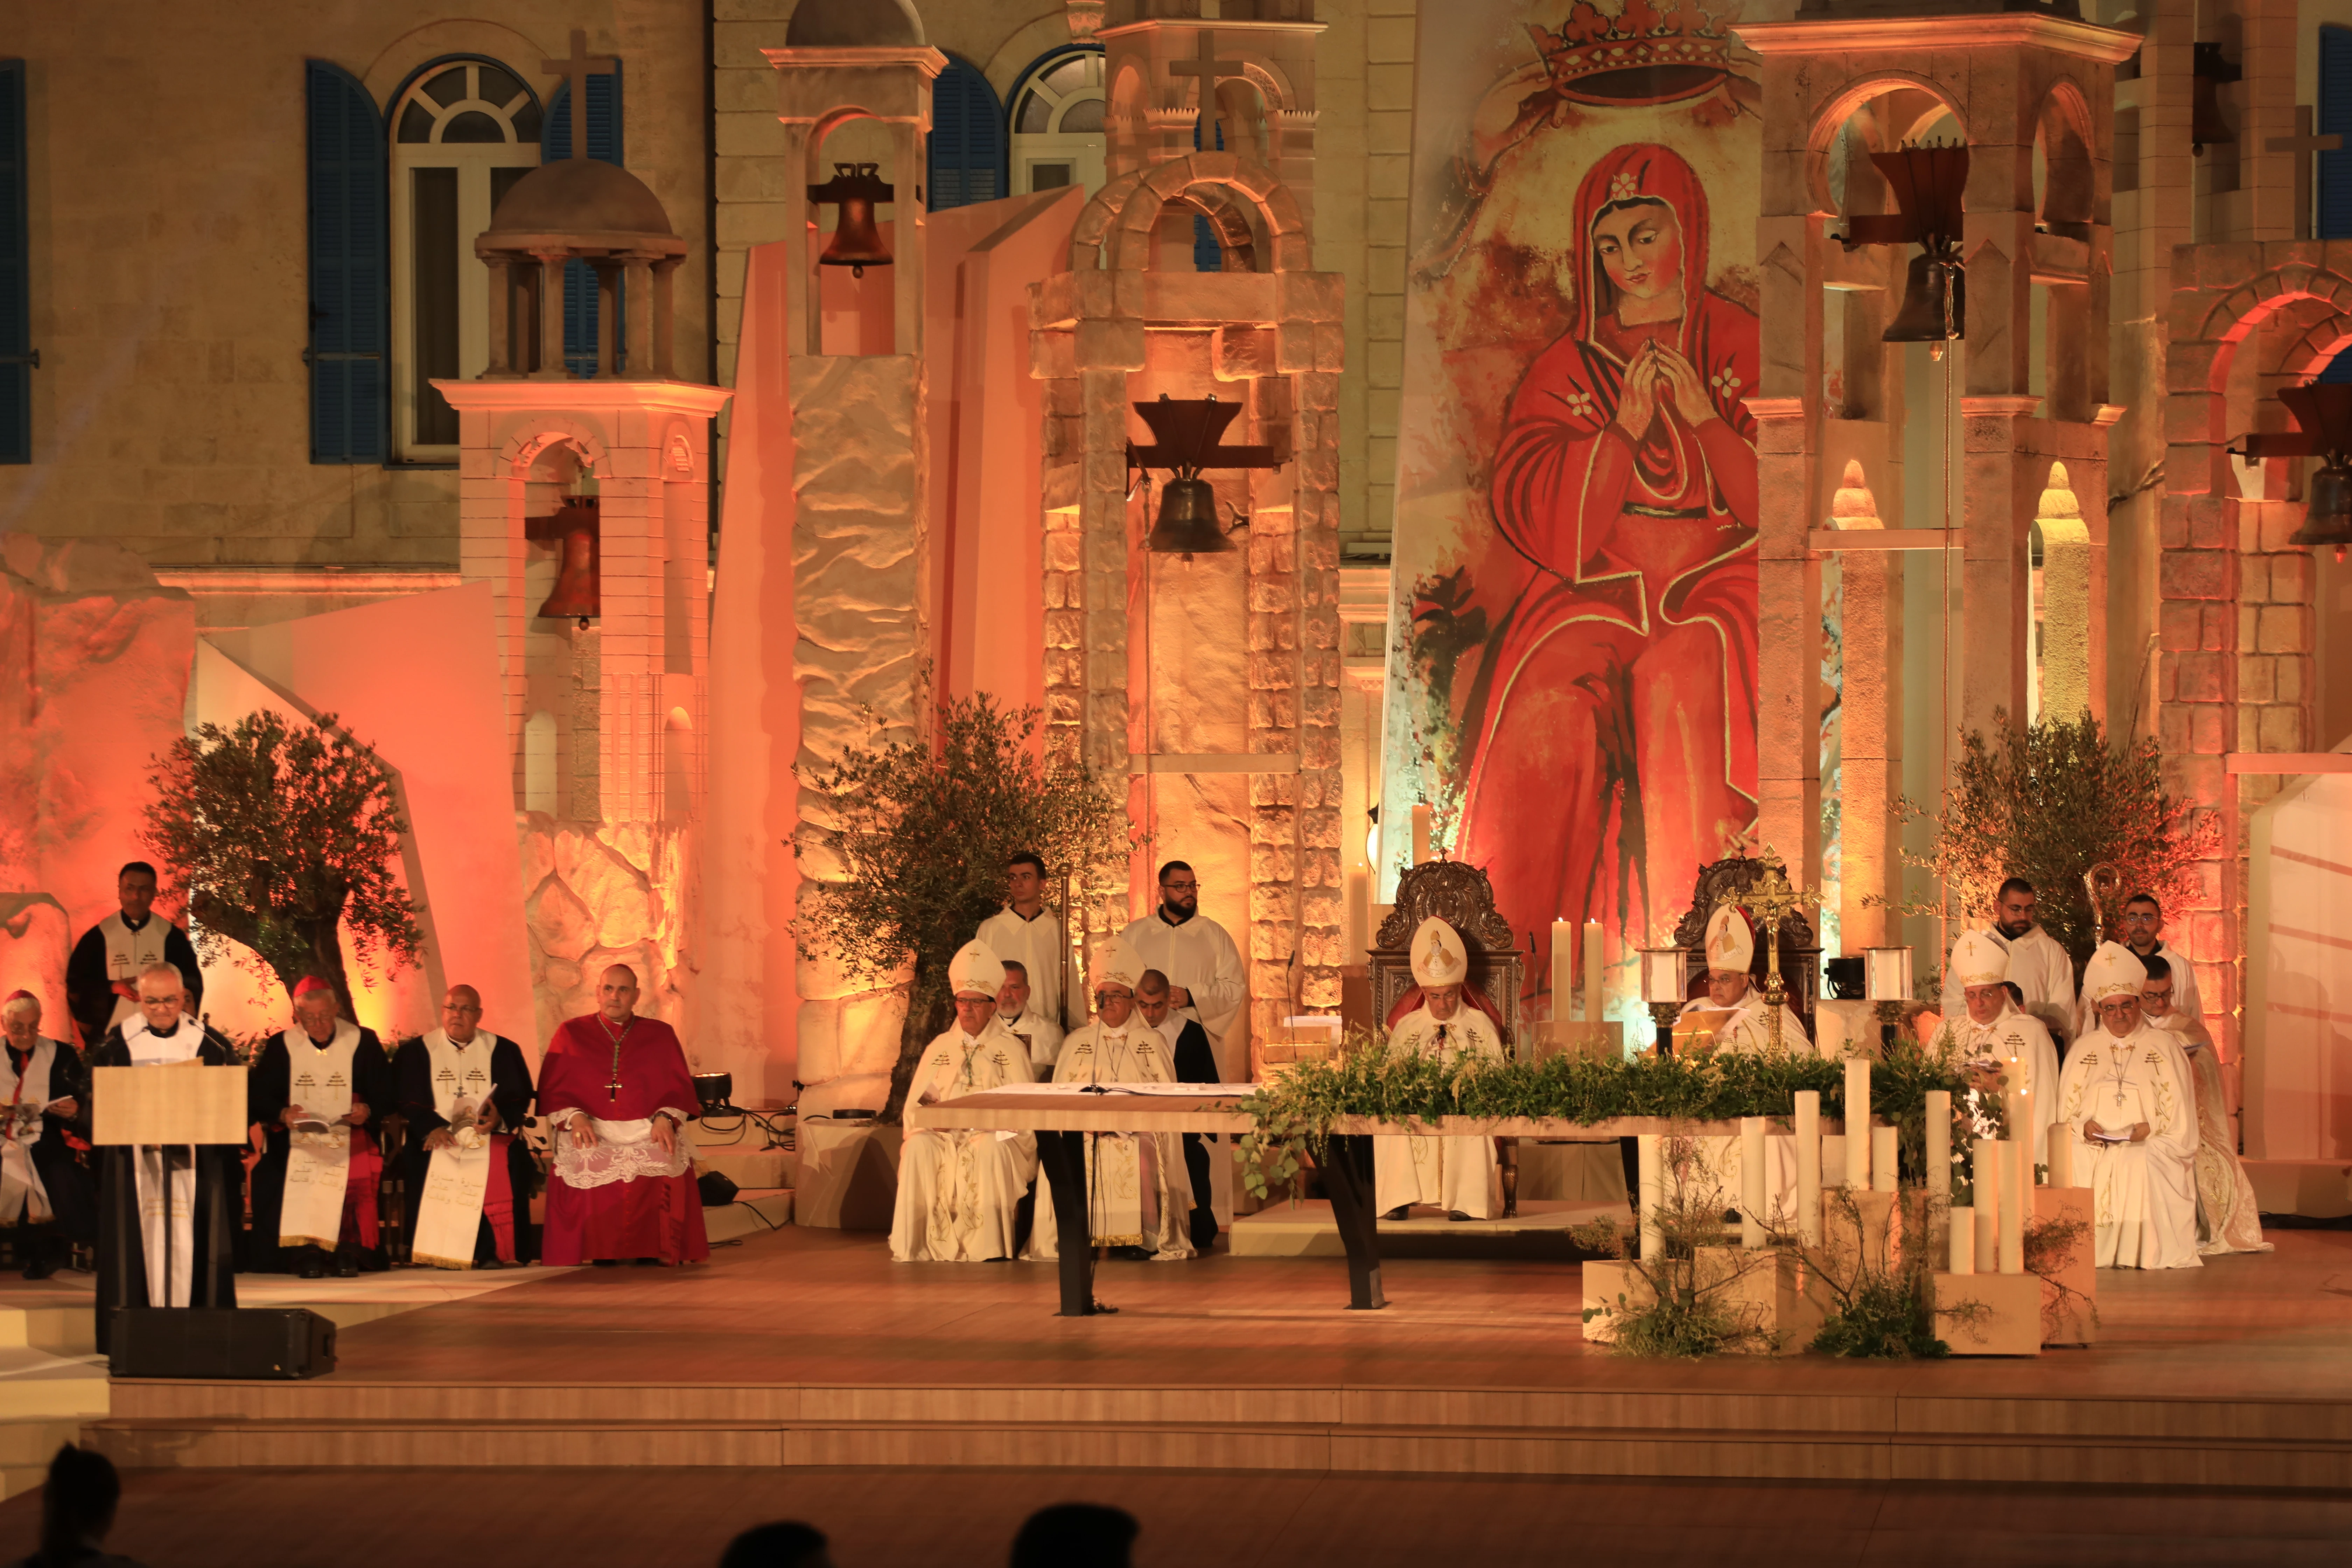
76, 1222, 2352, 1488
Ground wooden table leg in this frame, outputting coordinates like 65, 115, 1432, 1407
1036, 1130, 1100, 1317
1318, 1133, 1387, 1311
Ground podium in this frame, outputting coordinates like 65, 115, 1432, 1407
91, 1064, 248, 1147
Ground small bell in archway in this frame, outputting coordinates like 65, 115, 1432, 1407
531, 497, 601, 624
1882, 253, 1965, 347
1144, 477, 1236, 560
809, 162, 893, 278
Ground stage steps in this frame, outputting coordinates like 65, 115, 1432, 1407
81, 1381, 2352, 1489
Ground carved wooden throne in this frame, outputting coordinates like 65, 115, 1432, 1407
1669, 853, 1822, 1039
1370, 860, 1523, 1056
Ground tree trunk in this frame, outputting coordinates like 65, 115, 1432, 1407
878, 953, 950, 1125
299, 896, 357, 1021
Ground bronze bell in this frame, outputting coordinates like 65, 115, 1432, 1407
1883, 254, 1964, 348
1145, 477, 1236, 560
2289, 461, 2352, 561
2190, 43, 2240, 157
531, 498, 600, 623
808, 162, 893, 279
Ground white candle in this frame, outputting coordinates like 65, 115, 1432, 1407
1550, 918, 1572, 1025
1948, 1205, 1975, 1274
1925, 1090, 1952, 1200
1637, 1134, 1663, 1260
2001, 1137, 2027, 1274
1872, 1125, 1899, 1194
1348, 871, 1370, 963
1740, 1116, 1767, 1248
1583, 919, 1604, 1023
1411, 803, 1432, 866
2047, 1126, 2074, 1189
1795, 1091, 1822, 1247
1844, 1057, 1872, 1190
1973, 1139, 2001, 1273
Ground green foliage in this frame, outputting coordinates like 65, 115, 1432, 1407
1879, 710, 2217, 969
1573, 1140, 1782, 1358
1802, 1188, 1951, 1359
792, 695, 1136, 1122
141, 709, 422, 1018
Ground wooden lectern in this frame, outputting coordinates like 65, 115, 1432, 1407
91, 1064, 248, 1148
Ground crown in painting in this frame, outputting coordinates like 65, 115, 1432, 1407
1527, 1, 1744, 107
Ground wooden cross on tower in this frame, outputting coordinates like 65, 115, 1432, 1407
1169, 29, 1246, 152
542, 28, 618, 162
2267, 105, 2344, 239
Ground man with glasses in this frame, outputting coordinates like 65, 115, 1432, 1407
397, 986, 538, 1269
2091, 892, 2201, 1039
1120, 861, 1245, 1079
2138, 957, 2266, 1256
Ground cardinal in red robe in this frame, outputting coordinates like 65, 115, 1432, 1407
539, 964, 709, 1266
1455, 141, 1760, 959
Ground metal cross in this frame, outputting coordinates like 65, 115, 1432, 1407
1169, 29, 1247, 150
541, 28, 619, 162
2266, 105, 2343, 239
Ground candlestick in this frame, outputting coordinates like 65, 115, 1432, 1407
1583, 919, 1604, 1023
1740, 1116, 1767, 1248
1794, 1091, 1821, 1247
1411, 803, 1432, 866
2047, 1126, 2074, 1189
1637, 1134, 1663, 1261
1872, 1125, 1899, 1194
1844, 1056, 1872, 1190
2000, 1138, 2027, 1274
1973, 1139, 2001, 1273
1925, 1090, 1952, 1200
1550, 918, 1572, 1024
1948, 1205, 1975, 1274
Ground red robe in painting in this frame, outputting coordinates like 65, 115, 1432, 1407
1456, 142, 1759, 952
539, 1015, 710, 1265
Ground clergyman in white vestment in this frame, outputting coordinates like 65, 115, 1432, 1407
890, 941, 1037, 1263
1939, 878, 2077, 1047
2055, 944, 2200, 1270
1376, 917, 1504, 1221
995, 960, 1064, 1073
1678, 906, 1811, 1223
2138, 957, 2267, 1256
1119, 860, 1247, 1076
977, 853, 1081, 1031
1943, 929, 2063, 1166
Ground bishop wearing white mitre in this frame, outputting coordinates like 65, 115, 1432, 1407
1944, 929, 2062, 1166
889, 940, 1036, 1263
2055, 943, 2200, 1269
1376, 917, 1505, 1222
1027, 939, 1196, 1262
1676, 905, 1811, 1056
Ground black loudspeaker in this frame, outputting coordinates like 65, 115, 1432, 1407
697, 1170, 740, 1207
109, 1308, 337, 1380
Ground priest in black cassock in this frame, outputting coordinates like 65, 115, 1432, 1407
396, 983, 537, 1268
65, 862, 202, 1049
1135, 967, 1222, 1252
247, 976, 393, 1278
0, 990, 97, 1278
90, 961, 239, 1354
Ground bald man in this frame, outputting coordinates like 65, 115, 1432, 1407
397, 986, 538, 1268
539, 966, 709, 1266
247, 976, 393, 1278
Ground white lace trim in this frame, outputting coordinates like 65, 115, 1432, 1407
551, 1115, 692, 1189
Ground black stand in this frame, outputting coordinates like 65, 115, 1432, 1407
1036, 1130, 1101, 1317
1317, 1133, 1386, 1311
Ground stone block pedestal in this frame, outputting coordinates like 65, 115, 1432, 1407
1932, 1270, 2044, 1356
2034, 1185, 2098, 1346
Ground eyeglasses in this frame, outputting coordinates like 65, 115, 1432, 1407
1161, 881, 1199, 892
2120, 911, 2159, 925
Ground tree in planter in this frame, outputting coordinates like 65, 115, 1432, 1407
141, 709, 424, 1020
793, 695, 1137, 1123
1879, 710, 2219, 975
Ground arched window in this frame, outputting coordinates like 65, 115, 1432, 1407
929, 57, 1006, 210
389, 58, 542, 461
1008, 48, 1105, 198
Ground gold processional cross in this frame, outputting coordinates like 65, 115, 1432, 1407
1712, 845, 1821, 1058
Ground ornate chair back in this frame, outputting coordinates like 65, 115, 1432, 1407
1669, 853, 1821, 1038
1369, 861, 1524, 1056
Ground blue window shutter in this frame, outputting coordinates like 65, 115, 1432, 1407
545, 65, 624, 378
306, 61, 386, 464
2323, 28, 2352, 239
0, 60, 28, 464
928, 58, 1004, 210
1192, 113, 1224, 272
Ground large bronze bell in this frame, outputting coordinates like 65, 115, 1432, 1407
1883, 253, 1965, 346
531, 498, 600, 623
1145, 477, 1236, 560
2190, 42, 2240, 157
809, 162, 893, 278
2289, 462, 2352, 560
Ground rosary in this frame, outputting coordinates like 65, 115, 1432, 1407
600, 1014, 633, 1101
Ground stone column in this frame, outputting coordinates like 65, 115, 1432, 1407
569, 624, 601, 824
484, 258, 511, 377
624, 258, 655, 376
1828, 462, 1902, 950
536, 253, 570, 379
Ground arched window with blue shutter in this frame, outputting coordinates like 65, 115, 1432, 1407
929, 57, 1005, 210
307, 61, 387, 464
544, 65, 624, 377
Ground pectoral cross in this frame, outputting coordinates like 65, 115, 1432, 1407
1169, 29, 1246, 152
542, 28, 618, 162
2267, 106, 2343, 240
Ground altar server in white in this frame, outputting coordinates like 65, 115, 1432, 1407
1121, 860, 1247, 1073
978, 853, 1079, 1030
1677, 906, 1809, 1056
2138, 956, 2267, 1256
397, 985, 537, 1268
2054, 944, 2200, 1270
995, 960, 1064, 1073
1376, 918, 1505, 1222
1944, 929, 2062, 1166
890, 941, 1037, 1263
1940, 878, 2077, 1046
1028, 940, 1197, 1262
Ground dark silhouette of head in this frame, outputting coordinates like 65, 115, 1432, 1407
39, 1444, 120, 1562
718, 1521, 831, 1568
1010, 1504, 1137, 1568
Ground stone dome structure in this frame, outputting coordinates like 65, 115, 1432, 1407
481, 156, 679, 248
785, 0, 925, 48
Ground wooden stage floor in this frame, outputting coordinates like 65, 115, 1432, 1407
79, 1225, 2352, 1489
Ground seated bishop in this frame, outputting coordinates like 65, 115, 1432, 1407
1375, 917, 1505, 1223
891, 940, 1037, 1263
397, 984, 538, 1269
1942, 929, 2062, 1167
2138, 955, 2268, 1257
0, 990, 96, 1279
248, 975, 393, 1279
1027, 940, 1196, 1263
1676, 906, 1810, 1057
2055, 944, 2200, 1270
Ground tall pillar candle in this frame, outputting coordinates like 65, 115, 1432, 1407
1872, 1125, 1899, 1194
1740, 1116, 1767, 1248
1794, 1091, 1822, 1246
2000, 1136, 2028, 1274
1924, 1090, 1952, 1201
1947, 1206, 1975, 1274
1637, 1134, 1663, 1260
1550, 919, 1572, 1024
2047, 1125, 2074, 1189
1347, 871, 1370, 964
1411, 804, 1432, 866
2004, 1087, 2035, 1180
1583, 919, 1604, 1022
1844, 1057, 1872, 1189
1973, 1139, 2001, 1273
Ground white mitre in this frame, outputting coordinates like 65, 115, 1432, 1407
2082, 941, 2147, 1003
1092, 937, 1145, 995
1704, 904, 1755, 973
1409, 917, 1468, 988
947, 939, 1006, 997
1949, 928, 2010, 989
